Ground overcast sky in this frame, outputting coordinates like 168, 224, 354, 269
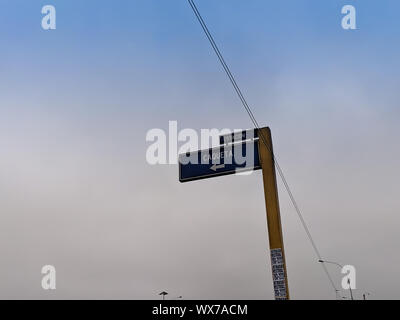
0, 0, 399, 299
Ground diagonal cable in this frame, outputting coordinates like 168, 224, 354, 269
188, 0, 338, 295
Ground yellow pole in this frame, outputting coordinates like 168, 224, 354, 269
258, 127, 290, 300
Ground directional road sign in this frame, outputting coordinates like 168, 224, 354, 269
219, 128, 258, 145
179, 140, 261, 183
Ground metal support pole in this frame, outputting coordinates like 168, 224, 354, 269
348, 279, 354, 300
258, 127, 290, 300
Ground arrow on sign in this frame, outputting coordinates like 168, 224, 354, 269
179, 140, 261, 182
210, 164, 225, 172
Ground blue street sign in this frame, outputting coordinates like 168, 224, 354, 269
219, 128, 258, 145
179, 140, 261, 182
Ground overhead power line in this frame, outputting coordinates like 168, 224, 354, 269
187, 0, 338, 296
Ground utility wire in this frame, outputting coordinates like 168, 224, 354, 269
188, 0, 338, 295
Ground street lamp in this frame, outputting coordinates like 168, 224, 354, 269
318, 259, 343, 268
159, 291, 168, 301
318, 259, 353, 300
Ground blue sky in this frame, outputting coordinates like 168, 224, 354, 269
0, 0, 400, 299
1, 0, 399, 126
